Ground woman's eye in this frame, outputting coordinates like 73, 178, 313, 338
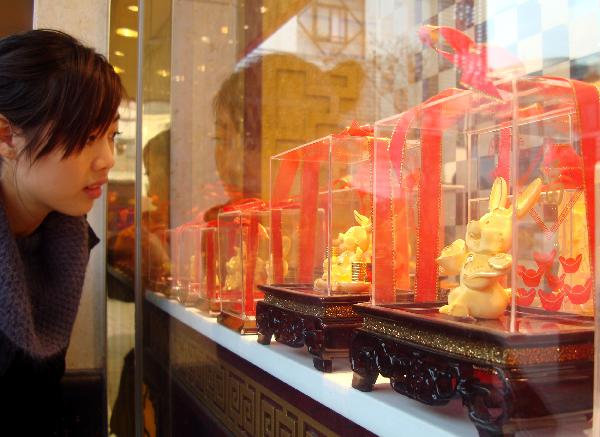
111, 130, 122, 142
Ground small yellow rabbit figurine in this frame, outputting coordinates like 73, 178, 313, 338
315, 210, 372, 292
436, 177, 542, 319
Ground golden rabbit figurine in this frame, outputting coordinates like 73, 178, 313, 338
436, 177, 542, 319
315, 210, 372, 293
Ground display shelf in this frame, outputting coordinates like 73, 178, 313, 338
146, 291, 594, 436
145, 291, 474, 436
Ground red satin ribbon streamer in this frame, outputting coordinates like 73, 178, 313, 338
378, 110, 418, 303
270, 199, 302, 283
298, 161, 320, 282
244, 213, 260, 315
204, 228, 216, 301
218, 198, 268, 316
568, 79, 600, 284
494, 128, 511, 184
385, 89, 466, 302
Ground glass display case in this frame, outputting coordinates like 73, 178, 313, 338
217, 204, 270, 333
171, 223, 219, 312
196, 224, 220, 315
136, 1, 600, 436
595, 162, 600, 437
350, 25, 599, 436
256, 129, 373, 372
147, 227, 174, 297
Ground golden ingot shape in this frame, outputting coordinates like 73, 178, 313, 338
351, 262, 372, 282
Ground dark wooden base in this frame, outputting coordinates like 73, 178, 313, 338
256, 284, 370, 372
217, 311, 256, 334
195, 296, 221, 317
350, 303, 594, 436
174, 284, 199, 307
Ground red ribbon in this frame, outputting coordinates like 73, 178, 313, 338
383, 89, 467, 302
567, 79, 600, 286
418, 25, 522, 100
203, 227, 217, 302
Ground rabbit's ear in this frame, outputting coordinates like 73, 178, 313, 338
510, 177, 542, 218
354, 210, 371, 227
489, 177, 508, 211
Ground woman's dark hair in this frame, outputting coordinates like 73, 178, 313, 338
0, 29, 123, 161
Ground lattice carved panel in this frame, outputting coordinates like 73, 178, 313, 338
260, 54, 364, 197
170, 320, 338, 437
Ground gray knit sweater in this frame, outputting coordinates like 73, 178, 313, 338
0, 196, 98, 375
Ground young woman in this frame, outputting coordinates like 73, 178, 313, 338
0, 29, 122, 432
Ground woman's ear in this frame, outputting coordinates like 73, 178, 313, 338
0, 115, 16, 160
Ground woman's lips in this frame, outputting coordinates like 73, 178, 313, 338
84, 185, 102, 199
84, 179, 107, 199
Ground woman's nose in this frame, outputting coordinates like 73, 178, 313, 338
92, 136, 116, 171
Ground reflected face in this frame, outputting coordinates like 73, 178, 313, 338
11, 121, 118, 216
214, 109, 243, 199
145, 160, 169, 202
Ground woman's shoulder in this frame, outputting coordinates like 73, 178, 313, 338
0, 329, 66, 383
42, 212, 99, 252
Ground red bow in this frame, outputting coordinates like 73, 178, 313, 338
418, 25, 522, 100
334, 120, 374, 138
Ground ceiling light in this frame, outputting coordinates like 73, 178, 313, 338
114, 50, 125, 57
128, 5, 139, 12
201, 35, 210, 43
116, 28, 138, 38
260, 6, 268, 14
221, 26, 229, 34
156, 69, 169, 78
113, 66, 125, 74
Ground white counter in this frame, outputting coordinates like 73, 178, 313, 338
145, 291, 592, 437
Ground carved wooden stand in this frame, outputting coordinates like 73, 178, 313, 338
256, 284, 370, 372
194, 296, 220, 317
218, 311, 257, 334
350, 303, 594, 436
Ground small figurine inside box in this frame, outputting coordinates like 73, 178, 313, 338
256, 127, 375, 372
217, 201, 270, 333
171, 223, 219, 315
148, 228, 175, 297
350, 25, 599, 436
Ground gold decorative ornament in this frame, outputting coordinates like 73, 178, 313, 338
263, 293, 358, 319
362, 316, 593, 366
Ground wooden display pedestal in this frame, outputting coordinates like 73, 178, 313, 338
217, 311, 257, 334
195, 297, 221, 317
350, 302, 594, 436
256, 284, 370, 372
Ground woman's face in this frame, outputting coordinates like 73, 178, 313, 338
11, 120, 118, 217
